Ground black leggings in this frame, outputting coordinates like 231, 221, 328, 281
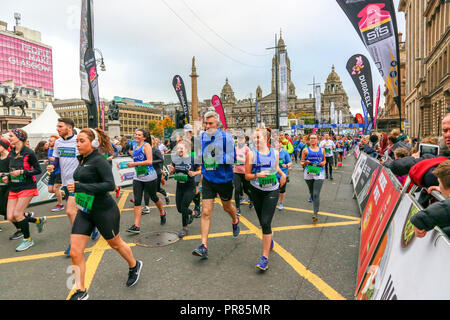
233, 173, 252, 209
250, 186, 279, 235
144, 174, 167, 206
176, 183, 196, 227
133, 179, 159, 206
325, 156, 333, 177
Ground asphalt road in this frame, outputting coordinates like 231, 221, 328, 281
0, 154, 360, 300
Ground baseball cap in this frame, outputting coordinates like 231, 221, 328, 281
184, 124, 193, 132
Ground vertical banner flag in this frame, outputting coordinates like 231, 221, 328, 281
212, 95, 227, 130
101, 102, 105, 130
374, 85, 381, 128
255, 100, 260, 123
346, 54, 374, 121
339, 109, 343, 125
330, 101, 335, 123
279, 51, 288, 127
337, 0, 401, 117
315, 85, 321, 124
80, 0, 94, 102
172, 75, 190, 123
83, 47, 99, 125
355, 113, 364, 125
361, 99, 369, 133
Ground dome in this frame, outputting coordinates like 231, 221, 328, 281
222, 78, 234, 94
327, 65, 340, 83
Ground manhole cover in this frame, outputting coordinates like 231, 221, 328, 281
135, 231, 180, 247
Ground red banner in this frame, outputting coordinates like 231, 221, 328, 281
355, 113, 364, 124
212, 95, 227, 130
355, 167, 402, 295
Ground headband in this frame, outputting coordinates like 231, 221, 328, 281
12, 129, 27, 142
0, 138, 10, 150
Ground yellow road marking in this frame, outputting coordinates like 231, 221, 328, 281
272, 220, 360, 232
238, 214, 346, 300
66, 190, 131, 300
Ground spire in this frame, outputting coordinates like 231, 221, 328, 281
191, 56, 197, 76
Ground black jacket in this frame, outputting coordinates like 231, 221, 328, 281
73, 150, 116, 212
152, 147, 164, 175
385, 154, 438, 177
8, 146, 42, 192
410, 198, 450, 237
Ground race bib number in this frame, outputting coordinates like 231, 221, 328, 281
135, 165, 149, 177
75, 192, 95, 213
10, 173, 24, 183
204, 157, 218, 171
325, 148, 332, 155
307, 165, 321, 176
258, 173, 277, 187
173, 173, 188, 183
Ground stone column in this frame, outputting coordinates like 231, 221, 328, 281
190, 56, 199, 122
107, 120, 121, 139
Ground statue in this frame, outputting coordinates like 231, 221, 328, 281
0, 88, 29, 116
107, 100, 120, 121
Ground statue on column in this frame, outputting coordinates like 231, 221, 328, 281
0, 88, 29, 116
108, 100, 120, 121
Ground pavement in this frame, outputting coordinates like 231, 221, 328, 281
0, 154, 360, 300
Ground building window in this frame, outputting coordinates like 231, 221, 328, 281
32, 113, 36, 120
11, 109, 15, 116
3, 109, 7, 115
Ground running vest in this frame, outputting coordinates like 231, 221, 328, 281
250, 148, 279, 191
304, 147, 325, 180
132, 143, 157, 182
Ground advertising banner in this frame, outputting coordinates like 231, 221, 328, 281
172, 75, 190, 123
374, 85, 381, 128
352, 152, 367, 186
255, 100, 260, 123
315, 85, 321, 123
330, 101, 335, 123
356, 167, 402, 294
279, 51, 288, 127
355, 156, 382, 212
355, 113, 364, 124
357, 194, 450, 299
291, 123, 363, 129
30, 163, 55, 204
212, 95, 227, 130
80, 0, 94, 102
111, 157, 135, 187
361, 99, 369, 133
337, 0, 401, 115
83, 47, 99, 127
346, 54, 374, 120
0, 34, 53, 93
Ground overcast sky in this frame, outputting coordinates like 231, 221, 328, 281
2, 0, 405, 115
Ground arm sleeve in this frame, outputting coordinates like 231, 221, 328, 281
74, 158, 115, 194
410, 199, 450, 231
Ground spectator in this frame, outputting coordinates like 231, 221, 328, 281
392, 147, 411, 185
34, 140, 49, 160
411, 160, 450, 238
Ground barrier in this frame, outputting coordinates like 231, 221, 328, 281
352, 152, 450, 299
30, 162, 56, 205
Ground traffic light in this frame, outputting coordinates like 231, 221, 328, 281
175, 110, 186, 129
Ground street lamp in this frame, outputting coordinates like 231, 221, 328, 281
94, 48, 106, 71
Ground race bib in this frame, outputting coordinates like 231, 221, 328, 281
258, 173, 277, 187
325, 148, 332, 155
307, 165, 321, 176
204, 157, 218, 171
173, 173, 188, 183
135, 165, 149, 177
75, 192, 95, 213
10, 173, 24, 183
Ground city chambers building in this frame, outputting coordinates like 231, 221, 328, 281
199, 34, 353, 134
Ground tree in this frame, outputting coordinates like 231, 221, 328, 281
148, 116, 174, 138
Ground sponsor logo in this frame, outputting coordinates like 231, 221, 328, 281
175, 76, 182, 91
89, 66, 97, 82
357, 4, 393, 45
352, 56, 365, 75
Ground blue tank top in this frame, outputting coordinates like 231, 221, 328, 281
132, 143, 157, 182
250, 148, 279, 191
304, 146, 325, 180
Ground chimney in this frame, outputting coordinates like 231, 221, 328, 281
0, 21, 7, 32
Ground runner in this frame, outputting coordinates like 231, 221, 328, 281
336, 136, 345, 167
4, 129, 47, 252
192, 111, 240, 259
301, 133, 326, 223
126, 128, 166, 234
67, 128, 142, 300
47, 118, 99, 256
319, 133, 335, 180
233, 133, 253, 214
184, 124, 202, 216
47, 135, 64, 212
277, 136, 292, 211
245, 128, 287, 271
169, 140, 201, 238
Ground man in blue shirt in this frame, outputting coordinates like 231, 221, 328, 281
277, 140, 292, 210
192, 111, 240, 259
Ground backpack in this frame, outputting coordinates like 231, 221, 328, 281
409, 156, 448, 188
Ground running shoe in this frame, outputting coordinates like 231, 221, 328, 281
278, 203, 284, 211
193, 208, 202, 218
126, 260, 143, 287
36, 216, 47, 233
256, 256, 269, 271
16, 238, 34, 252
127, 225, 141, 234
236, 208, 241, 215
330, 176, 333, 180
91, 227, 100, 240
141, 206, 150, 215
178, 229, 188, 238
9, 230, 23, 240
192, 244, 208, 259
308, 197, 313, 203
248, 201, 254, 209
165, 196, 170, 205
115, 187, 121, 198
51, 204, 65, 212
24, 211, 34, 218
64, 244, 71, 256
312, 215, 318, 223
69, 290, 89, 300
160, 212, 167, 225
188, 214, 194, 225
232, 217, 240, 238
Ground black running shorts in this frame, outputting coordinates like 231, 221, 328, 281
71, 203, 120, 240
201, 178, 233, 201
48, 173, 62, 186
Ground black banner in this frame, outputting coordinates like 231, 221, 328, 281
172, 75, 190, 123
346, 54, 374, 121
84, 47, 99, 128
337, 0, 401, 120
355, 155, 382, 213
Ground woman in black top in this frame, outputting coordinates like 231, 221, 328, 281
4, 129, 46, 252
67, 128, 142, 300
34, 140, 48, 160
